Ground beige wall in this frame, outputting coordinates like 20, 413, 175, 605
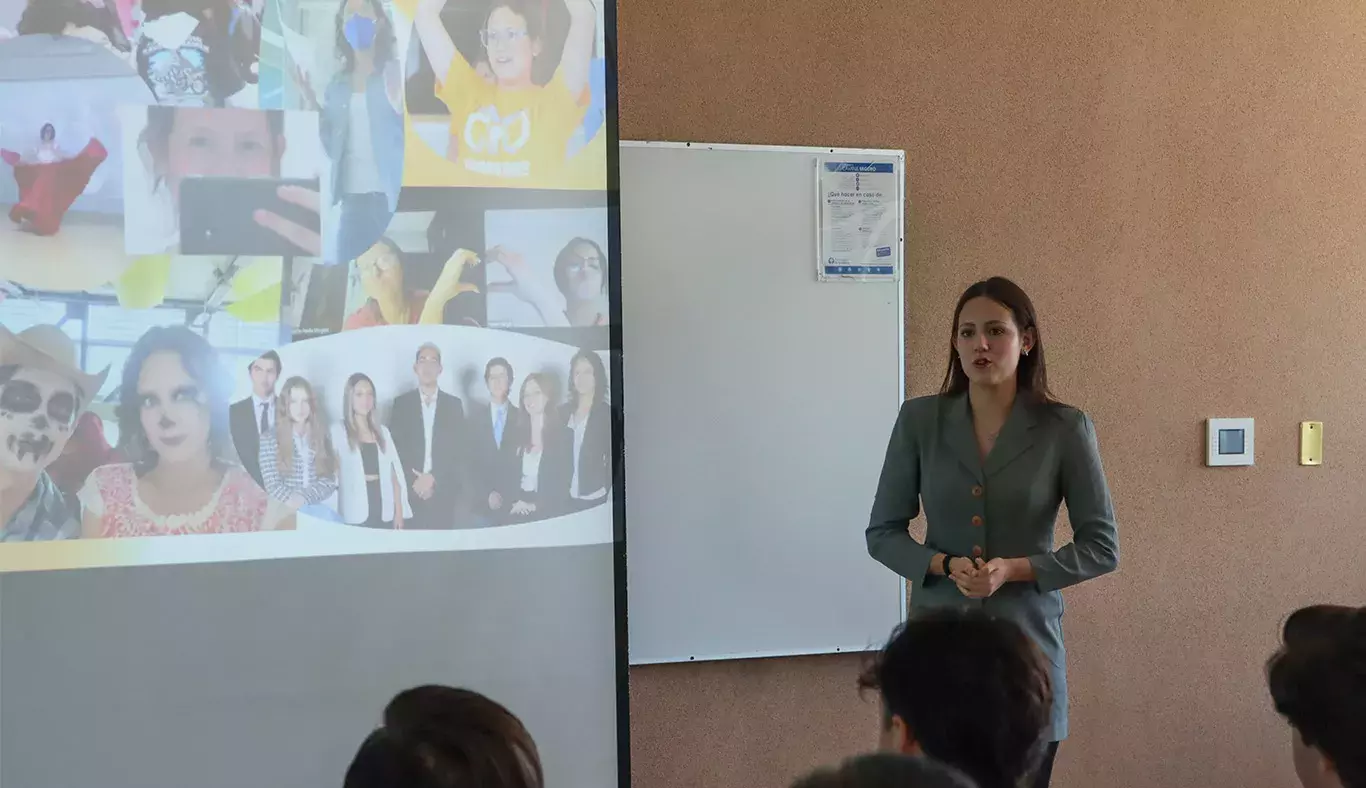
619, 1, 1366, 786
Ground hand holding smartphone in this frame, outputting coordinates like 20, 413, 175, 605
179, 176, 322, 257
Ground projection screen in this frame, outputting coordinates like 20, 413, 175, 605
0, 0, 626, 782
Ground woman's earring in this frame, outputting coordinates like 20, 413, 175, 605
1023, 348, 1031, 357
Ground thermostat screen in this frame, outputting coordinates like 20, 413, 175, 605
1218, 429, 1246, 455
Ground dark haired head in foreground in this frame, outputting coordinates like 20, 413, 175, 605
792, 753, 979, 788
343, 685, 543, 788
858, 609, 1051, 788
1267, 604, 1366, 788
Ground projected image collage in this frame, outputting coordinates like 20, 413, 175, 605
0, 0, 613, 571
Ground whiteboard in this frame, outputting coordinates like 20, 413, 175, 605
621, 141, 908, 665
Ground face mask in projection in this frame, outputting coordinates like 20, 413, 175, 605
0, 367, 80, 474
344, 14, 376, 51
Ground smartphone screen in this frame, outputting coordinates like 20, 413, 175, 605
179, 176, 320, 257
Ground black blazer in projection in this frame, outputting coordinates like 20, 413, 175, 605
229, 397, 266, 487
467, 401, 523, 513
566, 401, 614, 503
389, 389, 466, 529
501, 420, 572, 521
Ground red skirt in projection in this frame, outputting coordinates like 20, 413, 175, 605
1, 139, 109, 236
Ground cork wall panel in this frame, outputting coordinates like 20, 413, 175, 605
619, 1, 1366, 787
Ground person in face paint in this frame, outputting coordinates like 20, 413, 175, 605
292, 0, 404, 264
78, 326, 295, 538
0, 325, 109, 541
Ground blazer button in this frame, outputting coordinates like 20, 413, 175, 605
970, 515, 983, 527
972, 546, 983, 558
971, 485, 984, 498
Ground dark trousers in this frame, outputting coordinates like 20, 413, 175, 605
1032, 741, 1060, 788
407, 490, 458, 530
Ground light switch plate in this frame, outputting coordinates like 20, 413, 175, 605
1300, 421, 1323, 466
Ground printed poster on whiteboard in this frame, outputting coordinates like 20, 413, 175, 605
817, 161, 900, 281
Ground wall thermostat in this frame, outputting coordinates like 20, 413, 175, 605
1206, 418, 1254, 467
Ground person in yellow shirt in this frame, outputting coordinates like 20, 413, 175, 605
413, 0, 597, 185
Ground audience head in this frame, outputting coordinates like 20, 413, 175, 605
1267, 604, 1366, 788
343, 685, 543, 788
791, 753, 979, 788
858, 609, 1051, 788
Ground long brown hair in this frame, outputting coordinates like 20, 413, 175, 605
517, 373, 556, 453
275, 376, 335, 478
938, 277, 1057, 404
342, 372, 386, 451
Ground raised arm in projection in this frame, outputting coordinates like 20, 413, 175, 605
558, 0, 597, 99
413, 0, 456, 82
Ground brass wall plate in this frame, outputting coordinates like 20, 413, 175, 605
1300, 421, 1323, 466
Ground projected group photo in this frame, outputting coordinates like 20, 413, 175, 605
230, 325, 612, 530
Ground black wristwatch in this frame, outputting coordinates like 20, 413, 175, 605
941, 554, 953, 577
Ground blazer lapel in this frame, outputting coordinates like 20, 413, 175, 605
943, 395, 984, 483
431, 393, 445, 444
413, 394, 428, 463
983, 397, 1039, 478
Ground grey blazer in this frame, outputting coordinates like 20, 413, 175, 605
866, 393, 1120, 741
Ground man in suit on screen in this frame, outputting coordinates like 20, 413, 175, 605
390, 343, 465, 529
229, 351, 281, 488
467, 357, 521, 525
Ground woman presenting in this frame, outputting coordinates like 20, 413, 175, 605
866, 277, 1119, 788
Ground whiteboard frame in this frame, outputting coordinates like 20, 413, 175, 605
621, 140, 910, 664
